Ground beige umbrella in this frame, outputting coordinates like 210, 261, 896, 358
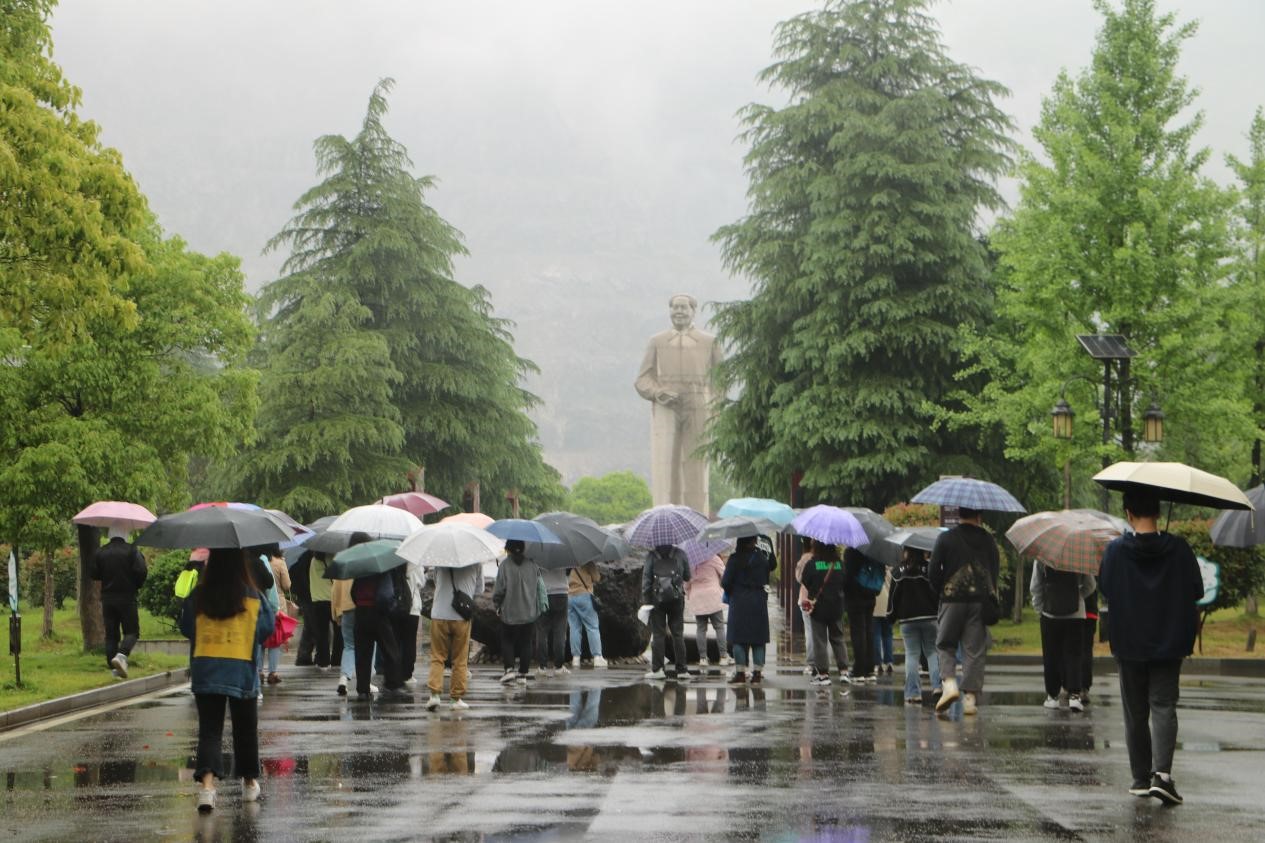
1092, 462, 1253, 511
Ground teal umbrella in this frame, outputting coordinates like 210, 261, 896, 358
327, 539, 407, 579
717, 497, 796, 528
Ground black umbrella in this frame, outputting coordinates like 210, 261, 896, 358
1210, 485, 1265, 547
843, 507, 902, 566
137, 507, 296, 550
529, 511, 630, 570
326, 539, 408, 579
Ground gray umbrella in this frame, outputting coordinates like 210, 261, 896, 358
884, 527, 946, 556
842, 507, 902, 567
697, 516, 781, 541
1210, 485, 1265, 547
529, 511, 629, 571
137, 507, 296, 550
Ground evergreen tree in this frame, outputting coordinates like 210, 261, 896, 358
233, 80, 562, 518
961, 0, 1240, 501
1226, 108, 1265, 485
710, 0, 1013, 509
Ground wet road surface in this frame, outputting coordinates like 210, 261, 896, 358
2, 663, 1264, 841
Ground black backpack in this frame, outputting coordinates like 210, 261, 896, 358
1043, 565, 1080, 616
651, 552, 684, 605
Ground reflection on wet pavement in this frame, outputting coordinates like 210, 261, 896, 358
2, 667, 1264, 840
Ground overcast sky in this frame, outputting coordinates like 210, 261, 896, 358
48, 1, 1265, 485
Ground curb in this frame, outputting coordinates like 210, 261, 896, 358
0, 668, 190, 733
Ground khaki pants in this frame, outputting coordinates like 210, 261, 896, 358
429, 618, 472, 700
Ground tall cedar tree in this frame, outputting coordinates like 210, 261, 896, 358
233, 80, 561, 519
961, 0, 1240, 503
1226, 108, 1265, 485
711, 0, 1013, 510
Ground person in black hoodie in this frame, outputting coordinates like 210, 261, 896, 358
928, 507, 1000, 715
888, 547, 941, 704
91, 527, 149, 678
841, 547, 877, 683
1099, 488, 1202, 805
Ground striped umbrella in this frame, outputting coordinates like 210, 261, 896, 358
910, 478, 1026, 513
1004, 510, 1122, 575
626, 505, 709, 548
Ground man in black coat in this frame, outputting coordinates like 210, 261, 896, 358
1099, 487, 1203, 805
91, 527, 148, 678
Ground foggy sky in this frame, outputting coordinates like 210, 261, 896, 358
47, 1, 1265, 486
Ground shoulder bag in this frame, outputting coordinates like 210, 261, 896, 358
449, 568, 474, 621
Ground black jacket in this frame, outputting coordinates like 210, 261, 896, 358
841, 546, 877, 606
91, 538, 147, 603
928, 523, 1000, 602
1099, 531, 1202, 661
722, 547, 775, 645
888, 562, 938, 623
799, 558, 844, 622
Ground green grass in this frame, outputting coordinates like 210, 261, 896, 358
988, 606, 1264, 658
1, 600, 187, 713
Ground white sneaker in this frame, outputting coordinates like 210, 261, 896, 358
337, 676, 349, 696
426, 694, 442, 711
111, 668, 123, 679
571, 657, 581, 669
403, 677, 418, 688
1043, 696, 1061, 709
369, 683, 379, 694
517, 675, 528, 686
644, 669, 667, 680
197, 787, 216, 813
1068, 694, 1084, 712
242, 780, 261, 803
450, 698, 469, 710
110, 653, 129, 679
936, 677, 960, 712
592, 656, 608, 669
722, 656, 735, 667
499, 670, 518, 684
803, 666, 815, 676
557, 664, 570, 675
962, 692, 978, 716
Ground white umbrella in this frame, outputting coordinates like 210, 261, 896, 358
396, 522, 505, 569
1092, 462, 1253, 511
327, 504, 423, 538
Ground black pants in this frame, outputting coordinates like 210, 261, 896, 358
294, 600, 315, 664
1117, 658, 1182, 782
101, 600, 139, 667
1082, 617, 1097, 691
194, 694, 259, 781
534, 594, 569, 668
650, 599, 687, 674
308, 600, 334, 667
846, 600, 875, 677
501, 621, 534, 675
354, 607, 402, 694
392, 614, 420, 681
1039, 615, 1085, 696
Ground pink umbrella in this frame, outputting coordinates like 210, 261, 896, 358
73, 501, 157, 531
379, 491, 450, 518
440, 511, 494, 529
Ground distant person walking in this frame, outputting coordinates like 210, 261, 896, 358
642, 544, 692, 681
1031, 559, 1096, 711
1099, 488, 1203, 805
567, 561, 608, 669
685, 550, 730, 670
722, 536, 776, 685
91, 526, 149, 679
181, 548, 275, 813
929, 507, 1000, 716
888, 546, 940, 704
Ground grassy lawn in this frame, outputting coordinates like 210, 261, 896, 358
988, 606, 1264, 659
1, 600, 187, 713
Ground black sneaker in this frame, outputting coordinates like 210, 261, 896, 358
1129, 778, 1152, 797
750, 670, 763, 685
1149, 774, 1182, 805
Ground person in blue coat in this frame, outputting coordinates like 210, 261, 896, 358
181, 547, 276, 813
1098, 487, 1203, 805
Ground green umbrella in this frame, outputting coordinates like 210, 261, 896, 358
326, 539, 407, 580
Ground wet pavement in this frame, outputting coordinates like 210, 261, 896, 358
2, 662, 1264, 841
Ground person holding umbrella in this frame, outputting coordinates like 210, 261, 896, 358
181, 547, 276, 812
494, 539, 545, 684
721, 535, 776, 684
798, 539, 847, 686
685, 548, 730, 671
345, 533, 408, 700
91, 526, 149, 679
1031, 558, 1096, 711
641, 543, 692, 681
427, 560, 481, 710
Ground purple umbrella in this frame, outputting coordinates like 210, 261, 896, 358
679, 537, 733, 568
626, 505, 709, 548
790, 505, 868, 546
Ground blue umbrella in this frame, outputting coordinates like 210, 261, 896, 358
790, 505, 868, 546
626, 505, 709, 548
910, 478, 1026, 513
487, 518, 563, 545
717, 497, 796, 528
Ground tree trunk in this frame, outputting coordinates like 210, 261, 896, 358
77, 525, 105, 650
1011, 562, 1024, 623
1247, 594, 1259, 618
42, 553, 55, 639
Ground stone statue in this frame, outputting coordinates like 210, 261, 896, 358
634, 294, 722, 514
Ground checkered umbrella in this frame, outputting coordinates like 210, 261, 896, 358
626, 505, 709, 548
910, 478, 1026, 513
1004, 510, 1122, 575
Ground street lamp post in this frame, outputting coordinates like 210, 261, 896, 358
1051, 335, 1164, 511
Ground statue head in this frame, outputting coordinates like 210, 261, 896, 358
668, 294, 697, 331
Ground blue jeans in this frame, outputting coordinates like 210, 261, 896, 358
567, 593, 603, 658
873, 617, 894, 665
732, 643, 765, 669
266, 646, 280, 674
340, 611, 357, 678
901, 619, 939, 699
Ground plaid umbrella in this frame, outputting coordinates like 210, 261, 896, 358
626, 505, 709, 548
790, 505, 868, 546
910, 478, 1026, 513
1004, 510, 1122, 575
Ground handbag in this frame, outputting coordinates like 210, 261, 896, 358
576, 567, 603, 613
448, 569, 474, 620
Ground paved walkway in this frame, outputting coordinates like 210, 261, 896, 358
2, 662, 1263, 841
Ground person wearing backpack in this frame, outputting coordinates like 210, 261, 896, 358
1031, 559, 1097, 711
494, 540, 545, 685
722, 535, 776, 684
348, 533, 406, 700
641, 544, 692, 681
841, 547, 880, 683
798, 539, 847, 686
889, 547, 941, 704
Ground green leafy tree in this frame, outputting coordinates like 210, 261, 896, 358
566, 471, 652, 526
959, 0, 1239, 505
1226, 108, 1265, 486
709, 0, 1013, 511
231, 80, 562, 519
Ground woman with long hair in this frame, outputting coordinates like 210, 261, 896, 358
180, 547, 276, 813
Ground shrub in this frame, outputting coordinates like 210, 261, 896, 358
20, 546, 79, 610
882, 503, 940, 528
137, 551, 189, 633
1166, 518, 1265, 613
